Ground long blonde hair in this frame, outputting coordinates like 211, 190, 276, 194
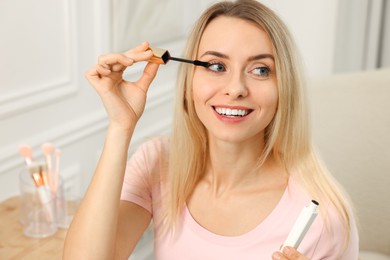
166, 0, 353, 248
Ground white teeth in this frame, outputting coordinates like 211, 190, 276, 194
214, 107, 249, 117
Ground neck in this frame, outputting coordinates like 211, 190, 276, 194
204, 136, 270, 193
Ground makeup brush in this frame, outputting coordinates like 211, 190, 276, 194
148, 47, 210, 67
28, 163, 54, 221
29, 164, 46, 187
53, 148, 61, 192
42, 143, 54, 190
18, 145, 33, 166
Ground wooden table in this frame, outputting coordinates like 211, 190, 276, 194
0, 196, 67, 260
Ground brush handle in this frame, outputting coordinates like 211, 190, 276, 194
53, 149, 61, 192
19, 145, 33, 166
148, 46, 210, 67
168, 56, 210, 68
37, 186, 54, 221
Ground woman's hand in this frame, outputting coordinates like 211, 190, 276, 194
272, 247, 309, 260
86, 41, 159, 133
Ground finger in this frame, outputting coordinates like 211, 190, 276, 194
85, 66, 104, 88
272, 251, 295, 260
272, 251, 284, 260
123, 49, 153, 63
126, 41, 150, 54
95, 64, 112, 76
85, 65, 107, 80
135, 62, 160, 91
98, 53, 134, 69
279, 247, 308, 260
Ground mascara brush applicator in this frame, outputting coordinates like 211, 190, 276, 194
148, 47, 210, 67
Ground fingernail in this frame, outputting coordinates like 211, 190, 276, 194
282, 246, 291, 255
272, 252, 281, 260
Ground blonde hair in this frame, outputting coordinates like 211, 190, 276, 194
166, 0, 353, 250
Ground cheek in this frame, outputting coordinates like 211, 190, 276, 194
268, 88, 279, 109
252, 84, 279, 120
261, 82, 278, 107
265, 88, 279, 121
192, 71, 216, 106
251, 81, 278, 104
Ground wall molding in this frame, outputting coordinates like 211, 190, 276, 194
0, 110, 107, 176
94, 0, 112, 55
61, 163, 82, 196
0, 80, 174, 176
0, 0, 79, 119
129, 117, 172, 155
334, 0, 387, 72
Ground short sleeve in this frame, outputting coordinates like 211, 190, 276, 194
120, 140, 155, 214
310, 206, 359, 259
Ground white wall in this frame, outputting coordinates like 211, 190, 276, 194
262, 0, 339, 77
0, 0, 100, 200
0, 0, 178, 201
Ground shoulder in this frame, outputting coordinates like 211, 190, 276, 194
130, 136, 170, 165
321, 202, 359, 259
125, 136, 170, 178
133, 136, 170, 154
311, 203, 359, 259
287, 177, 359, 259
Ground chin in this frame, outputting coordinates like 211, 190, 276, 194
208, 130, 262, 145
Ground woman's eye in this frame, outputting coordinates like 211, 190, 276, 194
207, 63, 226, 72
253, 66, 270, 78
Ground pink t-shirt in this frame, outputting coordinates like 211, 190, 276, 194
121, 137, 359, 260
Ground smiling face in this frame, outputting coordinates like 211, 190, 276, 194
192, 16, 278, 145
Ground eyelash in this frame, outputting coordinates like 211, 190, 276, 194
205, 62, 272, 79
253, 66, 271, 78
206, 62, 226, 73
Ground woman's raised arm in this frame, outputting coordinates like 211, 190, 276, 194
63, 42, 159, 259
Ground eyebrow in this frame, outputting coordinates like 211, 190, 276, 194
200, 51, 274, 61
248, 53, 274, 61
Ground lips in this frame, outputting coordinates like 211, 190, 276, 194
213, 106, 252, 117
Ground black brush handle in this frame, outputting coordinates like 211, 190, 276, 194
169, 56, 210, 68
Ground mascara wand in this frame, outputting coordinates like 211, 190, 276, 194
148, 47, 210, 68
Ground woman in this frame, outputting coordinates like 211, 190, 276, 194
64, 0, 359, 259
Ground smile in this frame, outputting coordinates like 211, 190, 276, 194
213, 106, 252, 117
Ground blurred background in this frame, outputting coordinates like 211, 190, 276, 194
0, 0, 389, 258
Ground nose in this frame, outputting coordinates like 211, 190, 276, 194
223, 71, 248, 98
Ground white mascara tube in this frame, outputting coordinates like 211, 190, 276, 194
281, 200, 319, 250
